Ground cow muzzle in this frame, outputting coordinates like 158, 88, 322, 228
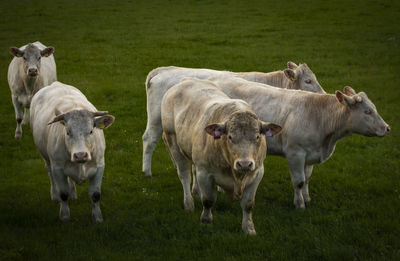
234, 159, 255, 173
72, 152, 90, 163
27, 68, 38, 77
376, 124, 390, 137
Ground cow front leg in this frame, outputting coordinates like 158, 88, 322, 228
241, 167, 263, 235
197, 167, 216, 224
163, 133, 193, 211
302, 165, 313, 203
11, 95, 23, 139
45, 161, 59, 201
287, 152, 306, 209
89, 166, 104, 223
52, 166, 70, 222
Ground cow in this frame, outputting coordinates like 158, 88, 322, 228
8, 41, 57, 139
161, 78, 282, 234
204, 76, 390, 209
143, 64, 325, 177
30, 81, 115, 222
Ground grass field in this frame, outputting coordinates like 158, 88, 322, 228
1, 0, 400, 260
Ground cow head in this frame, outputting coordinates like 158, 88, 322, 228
10, 43, 54, 78
284, 62, 326, 94
48, 109, 115, 163
336, 86, 390, 137
205, 111, 282, 199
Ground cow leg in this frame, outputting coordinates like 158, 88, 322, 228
11, 95, 23, 139
287, 152, 306, 209
52, 166, 70, 222
68, 178, 77, 200
191, 165, 200, 199
241, 167, 264, 235
197, 167, 216, 224
163, 133, 194, 211
45, 161, 59, 201
22, 107, 30, 125
302, 165, 313, 203
89, 166, 104, 223
142, 117, 163, 177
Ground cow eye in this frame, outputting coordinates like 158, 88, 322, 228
90, 130, 93, 134
38, 56, 41, 60
66, 131, 70, 136
305, 79, 312, 84
364, 109, 372, 115
256, 135, 260, 140
228, 135, 232, 140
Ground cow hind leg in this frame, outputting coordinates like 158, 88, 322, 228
163, 133, 194, 211
12, 95, 23, 139
191, 165, 200, 199
302, 165, 313, 203
22, 107, 30, 125
68, 178, 77, 200
142, 121, 163, 177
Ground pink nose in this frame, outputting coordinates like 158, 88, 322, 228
73, 152, 88, 162
236, 160, 253, 171
28, 68, 38, 76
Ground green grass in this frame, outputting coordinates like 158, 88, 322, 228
1, 0, 400, 260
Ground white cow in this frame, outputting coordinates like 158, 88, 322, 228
143, 65, 324, 177
161, 78, 281, 234
206, 77, 390, 209
30, 81, 115, 222
8, 41, 57, 139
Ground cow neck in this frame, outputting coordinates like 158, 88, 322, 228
317, 95, 351, 162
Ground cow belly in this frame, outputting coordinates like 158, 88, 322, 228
63, 162, 98, 184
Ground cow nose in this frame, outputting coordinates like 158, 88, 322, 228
386, 125, 391, 133
236, 160, 253, 171
73, 152, 88, 163
28, 68, 38, 76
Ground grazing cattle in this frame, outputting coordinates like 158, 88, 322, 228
30, 81, 115, 222
8, 41, 57, 139
208, 77, 390, 209
161, 78, 281, 234
143, 64, 325, 177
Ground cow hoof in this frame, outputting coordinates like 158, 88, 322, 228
15, 132, 22, 139
143, 170, 152, 177
200, 214, 213, 224
92, 214, 103, 223
184, 200, 194, 211
59, 211, 70, 222
245, 229, 257, 236
304, 195, 312, 203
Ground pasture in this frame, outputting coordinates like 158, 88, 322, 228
0, 0, 399, 260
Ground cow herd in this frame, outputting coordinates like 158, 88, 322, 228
7, 41, 390, 235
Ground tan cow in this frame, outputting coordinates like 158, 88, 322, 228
208, 76, 390, 209
161, 78, 281, 234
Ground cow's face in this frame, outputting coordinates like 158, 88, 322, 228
284, 62, 326, 94
48, 110, 115, 163
205, 112, 281, 198
336, 86, 390, 137
10, 43, 54, 78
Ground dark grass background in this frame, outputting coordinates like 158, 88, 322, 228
0, 0, 399, 260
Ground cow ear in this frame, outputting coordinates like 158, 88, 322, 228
336, 91, 356, 106
284, 69, 296, 81
40, 47, 54, 57
10, 47, 23, 57
343, 86, 356, 96
287, 61, 298, 70
94, 115, 115, 129
205, 123, 226, 139
260, 122, 282, 137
